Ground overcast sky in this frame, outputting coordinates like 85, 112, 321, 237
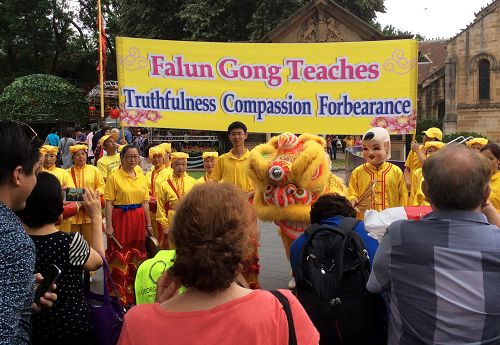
376, 0, 493, 39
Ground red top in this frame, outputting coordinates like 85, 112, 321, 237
118, 289, 319, 345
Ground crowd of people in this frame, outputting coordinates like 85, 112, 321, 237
1, 118, 500, 344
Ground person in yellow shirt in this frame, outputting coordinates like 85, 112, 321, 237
404, 127, 442, 192
67, 144, 105, 242
104, 144, 151, 306
210, 122, 254, 194
97, 135, 121, 181
196, 151, 218, 184
480, 143, 500, 212
348, 127, 408, 219
145, 145, 172, 239
158, 142, 173, 172
156, 152, 196, 248
408, 141, 446, 206
40, 145, 75, 232
467, 137, 489, 151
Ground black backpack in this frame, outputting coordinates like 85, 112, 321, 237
294, 217, 387, 345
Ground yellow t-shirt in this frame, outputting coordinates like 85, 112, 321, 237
326, 173, 348, 197
156, 174, 197, 229
44, 165, 75, 189
104, 168, 149, 205
210, 149, 253, 192
404, 147, 423, 191
408, 168, 429, 206
67, 164, 105, 224
489, 171, 500, 213
97, 154, 121, 181
195, 174, 210, 184
146, 166, 172, 197
348, 162, 408, 218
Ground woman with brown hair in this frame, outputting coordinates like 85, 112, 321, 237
117, 182, 319, 345
104, 144, 152, 306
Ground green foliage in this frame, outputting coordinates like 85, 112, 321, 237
415, 117, 443, 142
372, 23, 424, 40
443, 132, 487, 144
0, 74, 88, 124
333, 0, 385, 23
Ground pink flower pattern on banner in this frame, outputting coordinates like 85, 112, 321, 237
119, 103, 162, 126
370, 112, 416, 134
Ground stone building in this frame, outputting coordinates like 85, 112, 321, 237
418, 0, 500, 142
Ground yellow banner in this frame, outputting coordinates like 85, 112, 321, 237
116, 37, 418, 134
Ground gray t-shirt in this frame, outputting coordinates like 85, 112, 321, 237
0, 203, 36, 344
368, 209, 500, 344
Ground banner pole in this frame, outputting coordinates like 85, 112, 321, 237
98, 0, 105, 118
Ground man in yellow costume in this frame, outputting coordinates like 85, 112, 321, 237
67, 144, 105, 242
146, 145, 172, 239
96, 135, 121, 181
404, 127, 442, 192
348, 127, 407, 218
196, 152, 218, 184
156, 152, 196, 248
248, 132, 347, 261
408, 141, 446, 206
158, 142, 173, 174
40, 145, 75, 231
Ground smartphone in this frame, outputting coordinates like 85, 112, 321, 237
34, 264, 61, 304
65, 188, 85, 202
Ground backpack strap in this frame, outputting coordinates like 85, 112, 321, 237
337, 217, 361, 234
270, 290, 298, 345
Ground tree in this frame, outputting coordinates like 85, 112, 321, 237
0, 74, 88, 124
333, 0, 385, 23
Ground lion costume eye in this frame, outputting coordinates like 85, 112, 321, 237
269, 166, 284, 182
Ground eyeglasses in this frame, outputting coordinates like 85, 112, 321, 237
124, 155, 140, 160
14, 121, 37, 142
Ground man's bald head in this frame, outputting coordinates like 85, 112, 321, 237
422, 144, 491, 210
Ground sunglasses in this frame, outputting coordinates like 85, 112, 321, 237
13, 121, 38, 142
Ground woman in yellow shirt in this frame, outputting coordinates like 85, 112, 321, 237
40, 145, 75, 232
467, 137, 489, 151
104, 144, 151, 306
156, 152, 196, 248
145, 145, 172, 240
67, 144, 105, 242
480, 143, 500, 212
196, 151, 218, 184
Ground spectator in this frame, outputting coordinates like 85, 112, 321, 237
134, 129, 149, 156
368, 145, 500, 344
17, 173, 104, 345
0, 120, 55, 344
290, 193, 378, 272
86, 125, 97, 163
91, 122, 108, 152
58, 128, 76, 169
45, 128, 60, 146
74, 128, 87, 143
117, 182, 319, 345
118, 127, 132, 145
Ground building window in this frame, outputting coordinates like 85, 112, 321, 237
479, 59, 490, 100
436, 101, 445, 120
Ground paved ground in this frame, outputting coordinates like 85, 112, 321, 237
92, 168, 348, 294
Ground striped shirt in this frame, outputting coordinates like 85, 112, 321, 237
368, 209, 500, 344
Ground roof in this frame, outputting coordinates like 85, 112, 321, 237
449, 0, 500, 41
260, 0, 384, 42
418, 40, 448, 84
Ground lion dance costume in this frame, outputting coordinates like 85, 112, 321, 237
248, 132, 347, 259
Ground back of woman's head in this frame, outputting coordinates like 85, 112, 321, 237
169, 183, 256, 293
17, 172, 63, 228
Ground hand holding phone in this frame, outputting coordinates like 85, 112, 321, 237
34, 264, 61, 305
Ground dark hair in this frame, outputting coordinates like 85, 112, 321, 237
310, 193, 356, 224
16, 172, 63, 228
119, 144, 138, 160
50, 128, 57, 134
91, 124, 98, 132
481, 143, 500, 160
169, 183, 257, 293
101, 125, 111, 133
98, 121, 106, 129
0, 121, 41, 185
227, 121, 247, 134
143, 143, 156, 157
64, 127, 75, 138
423, 145, 491, 210
141, 128, 149, 134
